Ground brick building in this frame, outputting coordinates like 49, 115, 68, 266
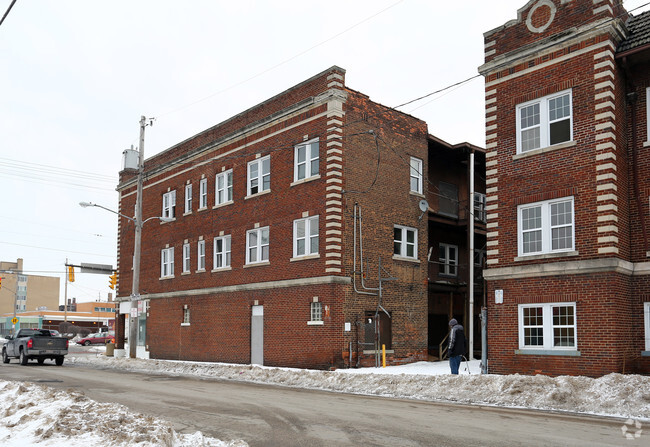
115, 66, 485, 368
479, 0, 650, 376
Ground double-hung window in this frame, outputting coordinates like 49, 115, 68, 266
199, 178, 208, 209
517, 89, 572, 153
294, 216, 319, 257
213, 235, 231, 269
248, 156, 270, 196
197, 240, 205, 271
162, 191, 176, 219
518, 197, 574, 256
246, 227, 269, 264
161, 247, 174, 278
184, 184, 192, 214
393, 225, 417, 259
182, 243, 191, 273
439, 243, 458, 276
474, 192, 487, 223
215, 170, 233, 205
410, 157, 423, 194
519, 303, 577, 351
294, 139, 319, 181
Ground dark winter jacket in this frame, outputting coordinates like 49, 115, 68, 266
448, 324, 466, 358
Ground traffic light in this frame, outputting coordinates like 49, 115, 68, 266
68, 266, 75, 283
108, 273, 117, 290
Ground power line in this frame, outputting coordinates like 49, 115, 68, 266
0, 0, 16, 28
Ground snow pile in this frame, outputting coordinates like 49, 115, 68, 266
68, 354, 650, 420
0, 380, 248, 447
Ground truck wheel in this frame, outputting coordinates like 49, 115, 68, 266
2, 348, 9, 364
55, 356, 64, 366
37, 358, 45, 365
19, 349, 28, 365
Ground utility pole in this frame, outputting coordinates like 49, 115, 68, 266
129, 115, 146, 359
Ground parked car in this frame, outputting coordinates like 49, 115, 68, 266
76, 332, 114, 346
3, 328, 68, 365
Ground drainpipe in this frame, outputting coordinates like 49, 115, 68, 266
468, 149, 475, 360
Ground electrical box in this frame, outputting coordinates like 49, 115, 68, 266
122, 149, 139, 171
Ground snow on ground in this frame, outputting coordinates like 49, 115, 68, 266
2, 342, 650, 446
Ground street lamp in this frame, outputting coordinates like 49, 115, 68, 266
79, 201, 172, 358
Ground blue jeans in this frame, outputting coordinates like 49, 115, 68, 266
449, 355, 462, 375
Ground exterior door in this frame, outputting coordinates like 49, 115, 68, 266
251, 305, 263, 365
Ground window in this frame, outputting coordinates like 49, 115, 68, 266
294, 216, 319, 257
182, 243, 191, 273
645, 302, 650, 351
439, 243, 458, 276
310, 302, 322, 322
518, 197, 574, 256
294, 139, 319, 181
213, 235, 231, 269
161, 247, 174, 278
246, 227, 269, 264
517, 90, 572, 153
519, 303, 577, 351
182, 306, 190, 325
199, 178, 208, 209
197, 240, 205, 271
474, 192, 487, 223
215, 170, 233, 205
184, 184, 192, 214
162, 191, 176, 219
410, 157, 423, 194
439, 182, 458, 217
394, 225, 417, 259
247, 156, 270, 195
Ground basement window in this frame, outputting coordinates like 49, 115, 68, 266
181, 306, 190, 326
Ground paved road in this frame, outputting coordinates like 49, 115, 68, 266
0, 357, 634, 446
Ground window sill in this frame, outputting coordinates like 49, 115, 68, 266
159, 275, 175, 280
213, 200, 234, 210
243, 261, 270, 268
180, 323, 190, 327
211, 266, 232, 273
515, 349, 581, 357
392, 255, 420, 264
195, 268, 206, 274
245, 190, 271, 200
642, 351, 650, 357
160, 218, 175, 224
183, 211, 192, 217
181, 271, 190, 276
409, 191, 425, 199
643, 141, 650, 148
307, 321, 324, 326
197, 206, 208, 213
290, 254, 320, 262
515, 250, 579, 262
291, 175, 321, 187
513, 140, 576, 160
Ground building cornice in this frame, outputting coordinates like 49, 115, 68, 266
483, 258, 650, 280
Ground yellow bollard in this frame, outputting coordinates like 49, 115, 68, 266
382, 344, 386, 367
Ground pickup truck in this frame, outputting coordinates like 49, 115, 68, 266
2, 329, 68, 366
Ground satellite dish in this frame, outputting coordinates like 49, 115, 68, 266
418, 199, 429, 212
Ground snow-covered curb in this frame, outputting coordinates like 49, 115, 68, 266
68, 355, 650, 420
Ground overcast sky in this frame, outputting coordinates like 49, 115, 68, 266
2, 0, 649, 305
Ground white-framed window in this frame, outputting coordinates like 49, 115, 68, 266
644, 302, 650, 351
182, 243, 191, 273
294, 139, 319, 181
518, 303, 577, 351
518, 197, 574, 256
182, 306, 190, 325
517, 89, 572, 153
311, 302, 322, 322
393, 225, 417, 259
293, 216, 319, 257
474, 192, 487, 223
215, 170, 233, 205
161, 247, 174, 278
162, 190, 176, 219
213, 235, 231, 269
197, 240, 205, 271
184, 184, 192, 214
410, 157, 423, 194
246, 227, 269, 264
439, 243, 458, 276
199, 178, 208, 209
247, 156, 270, 196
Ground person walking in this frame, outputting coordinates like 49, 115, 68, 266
448, 318, 466, 375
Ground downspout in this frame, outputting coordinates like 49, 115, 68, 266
468, 148, 475, 360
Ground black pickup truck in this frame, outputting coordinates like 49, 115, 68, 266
2, 329, 68, 366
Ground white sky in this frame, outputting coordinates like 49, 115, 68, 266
2, 0, 650, 305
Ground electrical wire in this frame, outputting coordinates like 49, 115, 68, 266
0, 0, 16, 28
